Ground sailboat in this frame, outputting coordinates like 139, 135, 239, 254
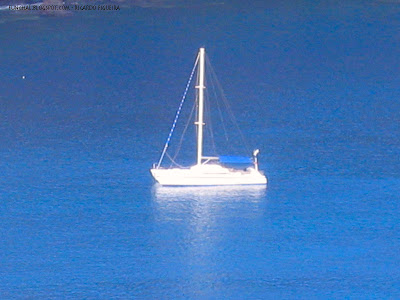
150, 48, 267, 186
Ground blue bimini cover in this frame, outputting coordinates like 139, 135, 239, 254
219, 156, 253, 164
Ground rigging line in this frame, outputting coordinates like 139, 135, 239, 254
156, 54, 200, 168
204, 83, 217, 155
165, 152, 185, 168
207, 56, 251, 154
206, 57, 229, 145
171, 99, 196, 163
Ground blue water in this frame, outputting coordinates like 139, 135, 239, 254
1, 2, 400, 298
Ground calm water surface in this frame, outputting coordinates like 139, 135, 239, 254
1, 2, 400, 298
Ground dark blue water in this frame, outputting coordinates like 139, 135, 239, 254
1, 2, 400, 298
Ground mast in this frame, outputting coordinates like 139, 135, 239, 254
196, 47, 205, 165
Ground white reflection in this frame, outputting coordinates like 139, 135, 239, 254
151, 184, 267, 235
152, 184, 266, 203
150, 184, 267, 293
151, 184, 267, 224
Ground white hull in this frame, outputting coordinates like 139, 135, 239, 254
150, 164, 267, 186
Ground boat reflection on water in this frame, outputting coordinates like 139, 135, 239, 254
150, 184, 268, 294
152, 184, 267, 203
151, 184, 267, 222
